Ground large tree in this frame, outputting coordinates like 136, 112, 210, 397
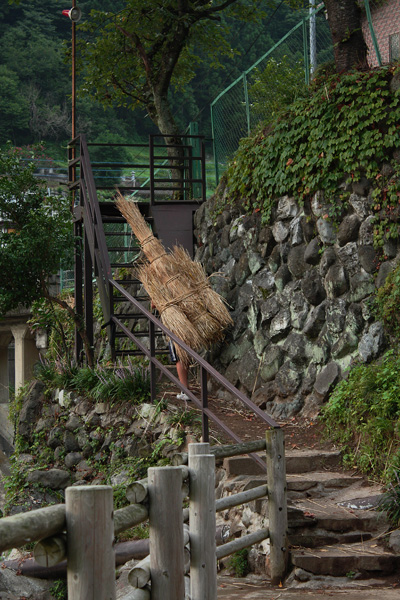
324, 0, 368, 72
79, 0, 262, 142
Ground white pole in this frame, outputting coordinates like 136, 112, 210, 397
189, 443, 217, 600
65, 485, 115, 600
310, 0, 317, 76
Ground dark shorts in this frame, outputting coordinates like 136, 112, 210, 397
168, 341, 178, 364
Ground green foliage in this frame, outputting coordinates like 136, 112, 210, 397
321, 349, 400, 482
380, 471, 400, 527
49, 579, 68, 600
374, 262, 400, 340
227, 65, 400, 246
0, 145, 73, 315
167, 408, 201, 428
249, 55, 308, 122
227, 548, 250, 577
78, 0, 267, 135
29, 293, 76, 364
35, 356, 151, 405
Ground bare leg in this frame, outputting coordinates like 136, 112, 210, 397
176, 361, 188, 388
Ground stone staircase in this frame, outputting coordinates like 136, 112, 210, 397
218, 447, 400, 582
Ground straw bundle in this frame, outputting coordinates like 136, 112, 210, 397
137, 263, 200, 366
116, 194, 168, 266
172, 246, 233, 330
115, 192, 232, 358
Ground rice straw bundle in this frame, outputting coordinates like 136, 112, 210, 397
137, 263, 201, 366
172, 246, 233, 330
115, 192, 232, 356
116, 193, 168, 266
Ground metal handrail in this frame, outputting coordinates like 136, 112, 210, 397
71, 134, 280, 469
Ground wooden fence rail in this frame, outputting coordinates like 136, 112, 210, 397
0, 430, 287, 597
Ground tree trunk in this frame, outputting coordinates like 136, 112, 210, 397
152, 91, 185, 200
324, 0, 368, 72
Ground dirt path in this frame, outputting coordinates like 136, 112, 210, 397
161, 376, 336, 451
217, 576, 400, 599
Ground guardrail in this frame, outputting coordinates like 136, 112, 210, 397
0, 436, 287, 598
69, 134, 280, 463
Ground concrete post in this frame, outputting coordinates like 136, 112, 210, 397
11, 325, 39, 394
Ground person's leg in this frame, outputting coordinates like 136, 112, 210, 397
176, 360, 188, 388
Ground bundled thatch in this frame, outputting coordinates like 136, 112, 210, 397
171, 246, 233, 330
115, 192, 232, 363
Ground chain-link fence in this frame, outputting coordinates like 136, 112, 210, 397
363, 0, 400, 66
210, 0, 388, 182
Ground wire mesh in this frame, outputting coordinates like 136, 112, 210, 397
211, 5, 334, 178
362, 0, 400, 67
211, 1, 389, 180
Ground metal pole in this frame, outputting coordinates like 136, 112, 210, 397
243, 72, 251, 136
72, 0, 76, 141
210, 104, 219, 185
200, 365, 209, 442
303, 17, 310, 85
309, 0, 317, 77
364, 0, 382, 66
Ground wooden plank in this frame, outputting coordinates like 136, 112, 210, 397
211, 439, 267, 459
66, 485, 115, 600
265, 429, 288, 585
216, 528, 270, 560
148, 467, 185, 600
216, 484, 268, 512
114, 503, 148, 535
0, 504, 66, 553
189, 446, 217, 600
33, 535, 67, 567
172, 439, 268, 466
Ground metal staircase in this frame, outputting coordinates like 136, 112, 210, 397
67, 134, 279, 449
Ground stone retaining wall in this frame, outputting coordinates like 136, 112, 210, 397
194, 185, 399, 418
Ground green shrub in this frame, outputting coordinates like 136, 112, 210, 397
249, 55, 308, 122
380, 471, 400, 526
35, 356, 151, 405
375, 262, 400, 341
227, 64, 400, 247
227, 548, 250, 577
321, 349, 400, 482
49, 579, 67, 600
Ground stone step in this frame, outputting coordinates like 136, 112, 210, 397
287, 471, 364, 500
223, 449, 342, 477
291, 540, 400, 577
289, 529, 374, 548
288, 498, 387, 534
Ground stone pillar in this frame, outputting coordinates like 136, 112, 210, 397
0, 332, 12, 403
0, 331, 13, 446
11, 325, 40, 394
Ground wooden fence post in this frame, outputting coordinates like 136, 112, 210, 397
265, 428, 288, 585
148, 466, 185, 600
65, 485, 115, 600
189, 442, 217, 600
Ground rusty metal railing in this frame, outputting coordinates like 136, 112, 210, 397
69, 134, 280, 470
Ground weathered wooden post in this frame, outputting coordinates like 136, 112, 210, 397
189, 442, 217, 600
65, 485, 115, 600
148, 466, 185, 600
265, 428, 288, 585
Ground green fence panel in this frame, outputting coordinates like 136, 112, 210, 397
210, 1, 385, 183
